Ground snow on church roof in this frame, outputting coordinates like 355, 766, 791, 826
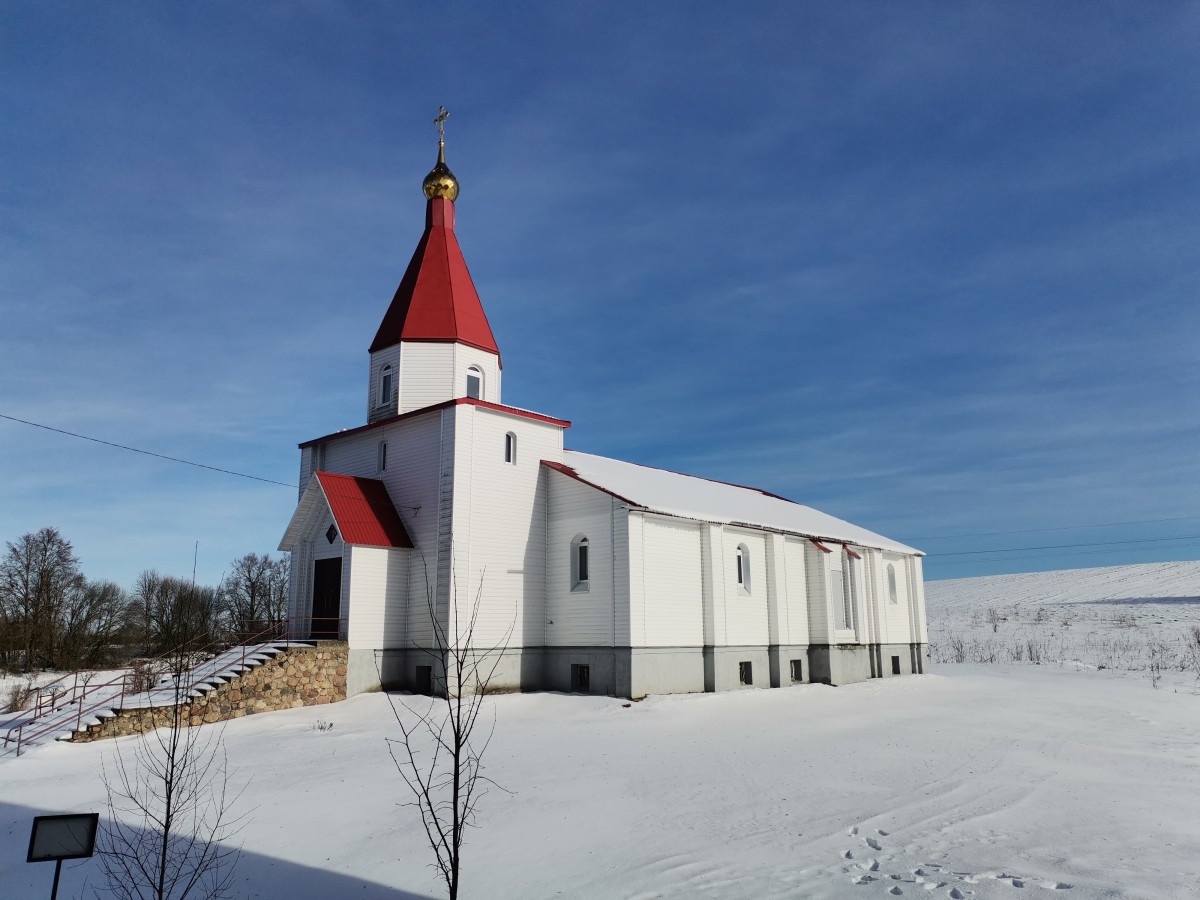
550, 451, 921, 556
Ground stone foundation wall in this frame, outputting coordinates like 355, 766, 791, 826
73, 643, 348, 742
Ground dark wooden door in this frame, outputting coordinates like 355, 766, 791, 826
311, 557, 342, 639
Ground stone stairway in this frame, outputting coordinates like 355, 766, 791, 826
2, 641, 348, 757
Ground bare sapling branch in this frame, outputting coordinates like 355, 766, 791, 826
382, 561, 515, 900
96, 648, 248, 900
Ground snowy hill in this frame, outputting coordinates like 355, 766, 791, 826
926, 561, 1200, 615
925, 562, 1200, 673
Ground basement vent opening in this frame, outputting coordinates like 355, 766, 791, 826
891, 655, 901, 675
571, 664, 590, 693
790, 659, 803, 683
415, 665, 433, 695
739, 661, 753, 685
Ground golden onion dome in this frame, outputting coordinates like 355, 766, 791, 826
422, 141, 459, 201
423, 107, 458, 201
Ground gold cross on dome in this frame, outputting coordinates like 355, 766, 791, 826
434, 106, 450, 141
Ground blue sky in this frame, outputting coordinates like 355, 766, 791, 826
2, 2, 1198, 588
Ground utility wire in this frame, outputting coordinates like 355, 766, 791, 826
930, 539, 1200, 569
0, 413, 297, 489
913, 514, 1200, 540
935, 533, 1200, 557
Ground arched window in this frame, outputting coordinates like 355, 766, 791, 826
571, 534, 590, 592
466, 366, 482, 400
887, 563, 898, 605
378, 440, 388, 472
504, 432, 516, 464
837, 554, 856, 630
378, 364, 393, 406
735, 544, 751, 593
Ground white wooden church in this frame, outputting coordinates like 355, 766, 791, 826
280, 123, 929, 699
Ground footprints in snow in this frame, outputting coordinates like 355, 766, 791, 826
840, 827, 1071, 895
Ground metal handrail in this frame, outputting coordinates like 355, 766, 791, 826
4, 616, 348, 756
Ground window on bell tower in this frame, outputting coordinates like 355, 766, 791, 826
466, 366, 482, 400
378, 364, 393, 406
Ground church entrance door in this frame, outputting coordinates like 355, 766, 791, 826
311, 557, 342, 639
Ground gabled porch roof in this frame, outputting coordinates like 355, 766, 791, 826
279, 472, 414, 551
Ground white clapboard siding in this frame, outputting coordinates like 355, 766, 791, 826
878, 551, 914, 643
783, 538, 809, 646
452, 344, 502, 404
546, 467, 616, 647
368, 344, 401, 422
395, 342, 502, 413
719, 528, 769, 647
805, 543, 833, 643
398, 343, 456, 413
451, 405, 565, 648
347, 545, 410, 649
634, 514, 704, 647
320, 430, 381, 479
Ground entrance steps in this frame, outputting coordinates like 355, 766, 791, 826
1, 641, 347, 758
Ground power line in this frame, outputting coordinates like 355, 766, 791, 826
913, 514, 1200, 541
0, 413, 297, 489
935, 533, 1200, 557
929, 539, 1200, 569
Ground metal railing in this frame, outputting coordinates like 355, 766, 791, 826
3, 616, 346, 757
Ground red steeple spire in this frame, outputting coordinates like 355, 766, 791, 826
369, 114, 500, 361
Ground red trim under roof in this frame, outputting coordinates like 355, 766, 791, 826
369, 198, 501, 363
299, 398, 570, 449
316, 472, 413, 548
810, 539, 833, 554
845, 546, 862, 559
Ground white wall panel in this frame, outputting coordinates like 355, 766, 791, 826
783, 538, 809, 645
545, 468, 616, 647
452, 406, 566, 648
719, 528, 769, 646
637, 515, 704, 647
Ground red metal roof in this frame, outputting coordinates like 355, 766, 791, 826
315, 472, 413, 549
369, 197, 501, 361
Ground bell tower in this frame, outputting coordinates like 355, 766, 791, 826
367, 108, 502, 422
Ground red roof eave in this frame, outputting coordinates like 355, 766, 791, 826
299, 398, 570, 449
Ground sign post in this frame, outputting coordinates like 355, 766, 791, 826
27, 813, 99, 900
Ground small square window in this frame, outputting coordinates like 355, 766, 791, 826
325, 524, 338, 544
790, 659, 803, 683
739, 661, 753, 685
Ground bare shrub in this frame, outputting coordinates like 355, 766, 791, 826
2, 675, 37, 713
1026, 639, 1043, 665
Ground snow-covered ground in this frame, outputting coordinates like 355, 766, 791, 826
926, 562, 1200, 682
2, 562, 1199, 899
1, 665, 1199, 899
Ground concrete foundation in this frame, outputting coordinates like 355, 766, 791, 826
346, 642, 929, 698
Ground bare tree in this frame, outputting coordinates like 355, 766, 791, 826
56, 578, 130, 669
384, 575, 513, 900
133, 572, 219, 656
218, 553, 289, 637
0, 526, 82, 671
97, 652, 244, 899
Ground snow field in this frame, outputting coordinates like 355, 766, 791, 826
926, 562, 1200, 687
2, 664, 1200, 899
